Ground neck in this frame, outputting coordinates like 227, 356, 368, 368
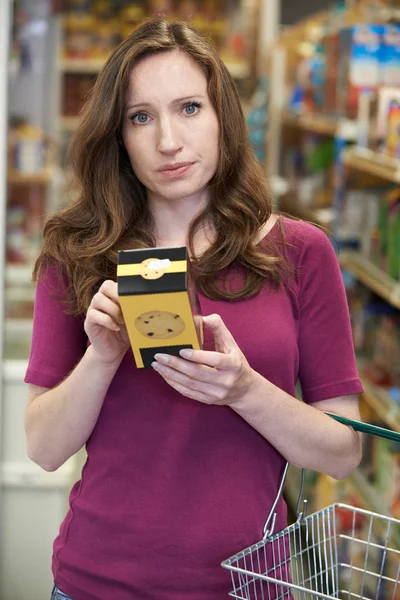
149, 190, 211, 248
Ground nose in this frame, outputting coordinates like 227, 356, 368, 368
156, 117, 183, 155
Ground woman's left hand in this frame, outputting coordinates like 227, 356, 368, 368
151, 314, 258, 407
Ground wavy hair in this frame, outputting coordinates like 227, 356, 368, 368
34, 19, 289, 314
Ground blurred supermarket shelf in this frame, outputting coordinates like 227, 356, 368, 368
4, 319, 33, 336
6, 264, 33, 286
1, 458, 75, 489
59, 58, 105, 74
60, 116, 80, 132
339, 251, 400, 310
59, 57, 250, 79
6, 286, 35, 303
278, 188, 334, 228
7, 168, 54, 185
348, 469, 400, 549
270, 175, 290, 197
281, 112, 359, 142
361, 377, 400, 435
343, 147, 400, 183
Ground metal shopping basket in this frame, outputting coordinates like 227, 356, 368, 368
221, 414, 400, 600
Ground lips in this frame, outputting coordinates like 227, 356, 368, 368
157, 162, 194, 179
158, 162, 194, 172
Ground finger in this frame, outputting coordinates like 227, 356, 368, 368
99, 280, 120, 304
203, 314, 237, 354
152, 359, 216, 391
154, 353, 217, 380
159, 373, 211, 403
91, 291, 124, 324
85, 309, 120, 332
178, 348, 235, 369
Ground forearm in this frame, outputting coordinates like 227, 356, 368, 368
25, 345, 122, 471
230, 371, 362, 480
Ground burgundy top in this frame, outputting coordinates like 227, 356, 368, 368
25, 218, 363, 600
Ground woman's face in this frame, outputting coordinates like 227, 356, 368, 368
122, 50, 219, 204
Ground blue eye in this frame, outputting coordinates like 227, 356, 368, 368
131, 112, 149, 124
184, 102, 201, 115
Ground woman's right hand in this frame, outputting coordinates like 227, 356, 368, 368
84, 280, 130, 366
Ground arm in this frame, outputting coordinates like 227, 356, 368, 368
25, 280, 130, 471
229, 379, 361, 480
25, 346, 123, 471
151, 314, 362, 480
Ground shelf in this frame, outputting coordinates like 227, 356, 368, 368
59, 57, 250, 79
5, 318, 33, 336
6, 264, 33, 285
348, 470, 400, 549
59, 58, 106, 74
7, 169, 53, 185
339, 251, 400, 309
349, 469, 385, 513
270, 176, 290, 197
342, 147, 400, 183
281, 112, 358, 141
278, 190, 334, 228
224, 60, 250, 80
6, 286, 35, 302
360, 378, 400, 434
60, 116, 80, 132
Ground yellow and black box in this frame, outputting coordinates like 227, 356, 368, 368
117, 246, 203, 368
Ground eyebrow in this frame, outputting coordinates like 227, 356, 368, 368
125, 95, 207, 113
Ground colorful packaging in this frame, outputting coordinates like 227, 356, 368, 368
387, 195, 400, 280
385, 100, 400, 159
323, 32, 339, 114
337, 25, 383, 118
376, 87, 400, 140
117, 247, 203, 368
381, 25, 400, 87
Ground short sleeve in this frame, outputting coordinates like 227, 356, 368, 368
24, 264, 88, 389
296, 225, 364, 404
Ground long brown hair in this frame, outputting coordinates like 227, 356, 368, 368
34, 19, 289, 315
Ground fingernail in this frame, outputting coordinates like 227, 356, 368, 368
151, 361, 159, 370
180, 349, 192, 359
114, 325, 120, 331
154, 353, 169, 364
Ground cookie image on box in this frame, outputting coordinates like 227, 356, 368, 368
135, 311, 186, 339
140, 258, 164, 280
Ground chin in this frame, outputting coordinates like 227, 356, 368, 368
155, 181, 207, 201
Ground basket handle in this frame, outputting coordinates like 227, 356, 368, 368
326, 413, 400, 442
262, 463, 308, 539
262, 412, 400, 539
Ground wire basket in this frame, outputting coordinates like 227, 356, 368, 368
222, 414, 400, 600
222, 500, 400, 600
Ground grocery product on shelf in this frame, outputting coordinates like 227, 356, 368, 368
61, 0, 246, 62
337, 25, 383, 119
385, 96, 400, 157
64, 12, 94, 59
62, 72, 97, 117
59, 0, 252, 124
269, 2, 400, 533
6, 183, 47, 265
246, 78, 269, 163
8, 118, 46, 174
119, 4, 147, 39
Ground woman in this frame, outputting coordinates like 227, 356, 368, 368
25, 19, 363, 600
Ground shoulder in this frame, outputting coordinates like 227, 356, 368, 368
279, 216, 337, 262
280, 216, 331, 245
35, 259, 72, 305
